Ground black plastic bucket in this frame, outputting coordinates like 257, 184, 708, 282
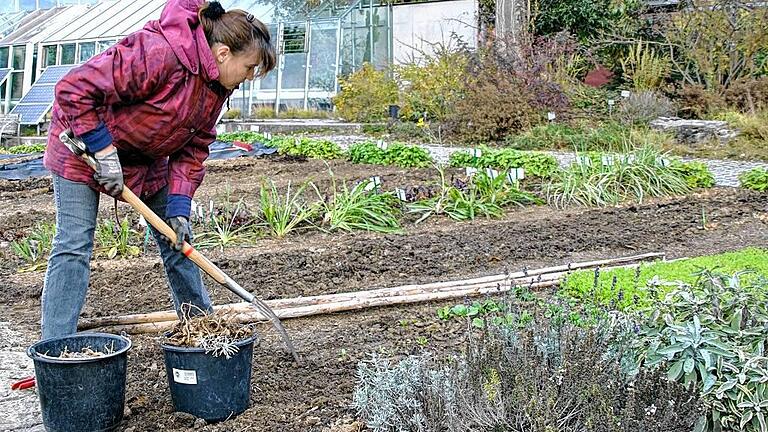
27, 333, 132, 432
161, 334, 257, 422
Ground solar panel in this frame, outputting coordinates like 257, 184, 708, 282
10, 103, 51, 125
36, 65, 76, 85
16, 84, 55, 104
0, 68, 10, 85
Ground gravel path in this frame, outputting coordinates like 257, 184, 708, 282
0, 322, 43, 432
314, 134, 768, 187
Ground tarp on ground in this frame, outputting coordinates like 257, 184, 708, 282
0, 141, 277, 181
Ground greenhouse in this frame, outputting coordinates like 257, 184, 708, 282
0, 0, 392, 123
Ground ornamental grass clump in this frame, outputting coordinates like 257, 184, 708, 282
545, 145, 690, 208
258, 180, 316, 238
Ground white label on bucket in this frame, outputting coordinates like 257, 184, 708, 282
172, 368, 198, 385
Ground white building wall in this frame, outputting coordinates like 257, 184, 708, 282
392, 0, 477, 64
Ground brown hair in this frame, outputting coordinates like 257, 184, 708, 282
198, 1, 276, 78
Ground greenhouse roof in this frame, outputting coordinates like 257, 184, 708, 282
0, 10, 30, 39
42, 0, 164, 43
0, 0, 364, 46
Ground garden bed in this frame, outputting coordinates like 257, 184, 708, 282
1, 153, 768, 431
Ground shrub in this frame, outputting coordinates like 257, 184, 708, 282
333, 63, 398, 122
545, 145, 690, 207
251, 107, 276, 119
715, 111, 768, 142
222, 109, 241, 119
669, 160, 715, 188
675, 84, 726, 119
618, 90, 675, 126
723, 77, 768, 113
739, 167, 768, 191
394, 49, 469, 122
565, 84, 615, 120
447, 69, 540, 143
664, 2, 768, 93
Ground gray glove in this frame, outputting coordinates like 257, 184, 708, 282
92, 149, 123, 197
160, 216, 192, 251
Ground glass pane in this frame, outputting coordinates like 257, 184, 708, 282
12, 46, 25, 70
78, 42, 95, 63
10, 72, 23, 99
371, 7, 389, 68
308, 22, 338, 92
0, 47, 8, 68
97, 40, 117, 53
43, 46, 57, 67
60, 44, 76, 65
257, 25, 278, 91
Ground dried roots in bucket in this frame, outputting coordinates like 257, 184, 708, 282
165, 305, 254, 358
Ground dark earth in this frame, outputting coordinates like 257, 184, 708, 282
1, 154, 767, 431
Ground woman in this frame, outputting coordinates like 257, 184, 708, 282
41, 0, 275, 339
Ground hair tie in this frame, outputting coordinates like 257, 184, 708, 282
246, 13, 255, 22
203, 1, 226, 20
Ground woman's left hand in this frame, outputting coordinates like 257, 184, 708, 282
161, 216, 193, 251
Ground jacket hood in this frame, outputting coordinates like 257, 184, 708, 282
145, 0, 219, 81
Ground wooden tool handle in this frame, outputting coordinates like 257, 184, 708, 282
120, 188, 227, 285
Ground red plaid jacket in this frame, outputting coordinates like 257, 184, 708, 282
43, 0, 230, 218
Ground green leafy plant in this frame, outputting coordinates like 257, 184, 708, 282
449, 148, 559, 179
333, 63, 398, 122
670, 160, 716, 188
630, 271, 768, 432
348, 142, 388, 165
270, 136, 345, 160
216, 131, 266, 143
382, 143, 433, 168
95, 218, 141, 259
258, 180, 316, 238
313, 173, 401, 234
739, 168, 768, 192
545, 145, 691, 208
0, 143, 47, 154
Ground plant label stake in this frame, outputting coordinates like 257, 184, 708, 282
578, 155, 591, 166
465, 167, 478, 177
547, 112, 556, 121
659, 158, 670, 167
507, 168, 525, 183
485, 168, 499, 180
395, 188, 407, 202
265, 132, 272, 140
472, 148, 482, 160
601, 155, 614, 166
607, 99, 615, 115
376, 139, 387, 150
59, 130, 302, 364
621, 90, 631, 98
249, 124, 259, 132
364, 176, 382, 192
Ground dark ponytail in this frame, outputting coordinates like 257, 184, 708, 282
198, 1, 276, 78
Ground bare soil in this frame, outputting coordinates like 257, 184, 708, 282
1, 154, 767, 431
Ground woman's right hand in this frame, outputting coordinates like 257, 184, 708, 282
93, 144, 124, 197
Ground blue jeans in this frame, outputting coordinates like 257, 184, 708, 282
41, 175, 212, 339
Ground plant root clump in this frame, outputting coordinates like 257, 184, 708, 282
164, 305, 256, 358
